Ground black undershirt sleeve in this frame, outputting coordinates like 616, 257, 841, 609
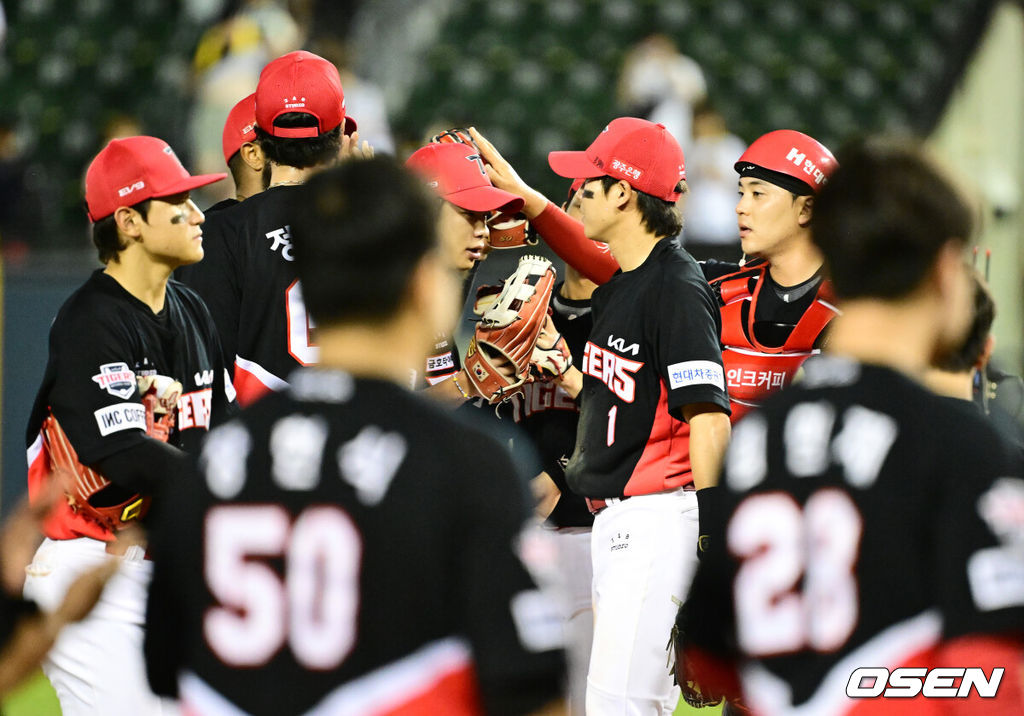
92, 438, 190, 497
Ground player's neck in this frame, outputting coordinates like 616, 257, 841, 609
602, 219, 663, 272
765, 234, 822, 287
824, 299, 938, 377
314, 322, 420, 387
922, 368, 975, 401
268, 164, 317, 188
103, 254, 171, 314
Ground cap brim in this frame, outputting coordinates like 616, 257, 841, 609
155, 173, 228, 198
445, 185, 524, 214
548, 150, 606, 179
343, 115, 357, 136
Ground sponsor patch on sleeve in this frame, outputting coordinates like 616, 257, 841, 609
426, 352, 456, 373
667, 360, 725, 391
94, 403, 147, 436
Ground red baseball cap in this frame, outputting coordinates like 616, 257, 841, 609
255, 51, 345, 138
222, 93, 257, 164
405, 143, 524, 214
85, 136, 226, 222
548, 117, 687, 202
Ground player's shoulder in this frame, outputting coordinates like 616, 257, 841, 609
228, 371, 510, 461
654, 239, 716, 297
51, 270, 131, 332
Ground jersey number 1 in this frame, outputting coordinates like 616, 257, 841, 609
204, 504, 361, 669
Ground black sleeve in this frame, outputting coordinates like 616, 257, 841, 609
453, 441, 565, 715
92, 438, 190, 496
655, 269, 731, 420
176, 219, 241, 376
46, 310, 150, 465
936, 414, 1024, 638
144, 452, 205, 697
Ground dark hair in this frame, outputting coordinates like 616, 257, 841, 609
91, 199, 151, 264
256, 112, 341, 169
290, 157, 439, 324
937, 270, 995, 372
811, 139, 973, 300
598, 175, 683, 238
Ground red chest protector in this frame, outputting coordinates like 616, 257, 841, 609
712, 260, 839, 421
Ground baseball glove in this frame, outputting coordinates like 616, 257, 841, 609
42, 414, 151, 533
464, 255, 556, 404
41, 375, 181, 532
530, 315, 573, 382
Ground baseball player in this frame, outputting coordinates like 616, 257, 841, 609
206, 92, 266, 214
535, 118, 731, 714
404, 140, 525, 404
679, 140, 1024, 714
703, 130, 840, 421
21, 135, 235, 714
144, 157, 565, 715
503, 185, 596, 716
177, 50, 371, 406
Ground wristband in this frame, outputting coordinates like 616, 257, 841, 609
451, 372, 472, 400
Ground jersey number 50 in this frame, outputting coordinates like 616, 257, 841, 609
204, 504, 361, 669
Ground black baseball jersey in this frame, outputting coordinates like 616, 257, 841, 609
203, 197, 240, 215
25, 270, 235, 540
682, 356, 1024, 712
145, 369, 565, 716
503, 286, 594, 528
176, 185, 314, 406
565, 238, 730, 499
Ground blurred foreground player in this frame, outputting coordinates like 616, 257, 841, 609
145, 157, 566, 716
23, 136, 234, 714
546, 118, 732, 715
679, 140, 1024, 714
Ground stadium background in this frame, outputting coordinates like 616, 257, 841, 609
0, 0, 1021, 712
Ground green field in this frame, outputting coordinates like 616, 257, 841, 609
6, 670, 722, 714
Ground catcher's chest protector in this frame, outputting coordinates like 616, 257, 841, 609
714, 263, 838, 420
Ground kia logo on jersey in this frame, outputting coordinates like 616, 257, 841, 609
194, 370, 215, 386
581, 342, 644, 402
607, 335, 640, 356
92, 362, 137, 400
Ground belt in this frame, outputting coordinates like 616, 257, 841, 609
585, 483, 695, 515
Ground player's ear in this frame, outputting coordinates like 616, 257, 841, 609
114, 206, 143, 239
613, 180, 632, 210
796, 196, 813, 228
977, 334, 996, 370
240, 141, 265, 172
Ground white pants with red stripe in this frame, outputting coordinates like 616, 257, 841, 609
23, 537, 179, 716
586, 488, 699, 716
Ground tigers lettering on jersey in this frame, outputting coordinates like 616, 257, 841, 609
580, 341, 644, 402
510, 381, 578, 421
177, 389, 214, 431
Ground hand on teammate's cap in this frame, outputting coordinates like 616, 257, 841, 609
339, 131, 374, 161
468, 127, 548, 219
